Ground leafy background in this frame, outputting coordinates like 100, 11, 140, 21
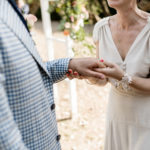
25, 0, 150, 56
27, 0, 150, 20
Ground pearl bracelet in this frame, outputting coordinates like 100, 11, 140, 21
115, 73, 133, 90
122, 73, 132, 84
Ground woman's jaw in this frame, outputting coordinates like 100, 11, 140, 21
107, 0, 137, 11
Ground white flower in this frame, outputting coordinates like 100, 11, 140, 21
65, 22, 71, 28
72, 24, 80, 32
81, 6, 86, 13
24, 14, 37, 28
77, 18, 84, 27
70, 16, 74, 22
84, 11, 89, 19
18, 0, 25, 9
81, 6, 89, 19
80, 14, 85, 19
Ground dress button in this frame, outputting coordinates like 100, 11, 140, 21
51, 104, 56, 110
56, 135, 61, 141
122, 63, 126, 71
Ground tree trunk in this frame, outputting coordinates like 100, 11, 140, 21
98, 0, 110, 16
27, 0, 40, 14
140, 0, 150, 12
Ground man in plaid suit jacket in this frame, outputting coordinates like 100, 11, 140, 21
0, 0, 105, 149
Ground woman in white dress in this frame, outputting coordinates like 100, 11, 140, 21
92, 0, 150, 149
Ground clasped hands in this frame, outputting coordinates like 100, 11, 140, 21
68, 58, 124, 81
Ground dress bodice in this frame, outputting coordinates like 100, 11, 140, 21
93, 17, 150, 95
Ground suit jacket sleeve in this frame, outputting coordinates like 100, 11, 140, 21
46, 58, 71, 83
0, 21, 28, 150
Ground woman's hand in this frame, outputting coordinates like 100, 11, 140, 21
68, 58, 106, 79
94, 61, 124, 81
66, 69, 108, 86
66, 69, 84, 80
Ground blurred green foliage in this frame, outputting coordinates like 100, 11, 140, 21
27, 0, 150, 21
26, 0, 150, 56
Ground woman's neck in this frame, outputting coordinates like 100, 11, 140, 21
116, 7, 145, 30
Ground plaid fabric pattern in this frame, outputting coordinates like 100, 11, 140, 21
0, 0, 70, 149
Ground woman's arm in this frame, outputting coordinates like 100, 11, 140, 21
130, 76, 150, 92
96, 61, 150, 92
95, 42, 99, 59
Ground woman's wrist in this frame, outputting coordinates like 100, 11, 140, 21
116, 71, 125, 81
115, 72, 133, 90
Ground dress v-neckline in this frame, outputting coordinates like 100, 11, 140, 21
107, 16, 150, 63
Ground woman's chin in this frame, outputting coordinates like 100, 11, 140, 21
108, 3, 117, 8
107, 1, 122, 9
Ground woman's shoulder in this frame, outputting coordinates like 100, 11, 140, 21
147, 12, 150, 17
140, 11, 150, 19
93, 16, 110, 43
146, 12, 150, 21
94, 16, 110, 30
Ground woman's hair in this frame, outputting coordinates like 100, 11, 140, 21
137, 0, 141, 2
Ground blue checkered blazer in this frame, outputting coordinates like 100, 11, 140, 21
0, 0, 70, 149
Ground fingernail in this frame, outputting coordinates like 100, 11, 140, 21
68, 69, 72, 73
74, 72, 78, 76
66, 73, 70, 77
101, 75, 105, 79
100, 59, 104, 62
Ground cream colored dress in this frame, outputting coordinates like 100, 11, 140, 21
93, 17, 150, 150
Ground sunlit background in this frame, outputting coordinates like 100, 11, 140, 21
18, 0, 150, 149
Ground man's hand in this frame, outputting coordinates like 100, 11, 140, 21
68, 58, 106, 79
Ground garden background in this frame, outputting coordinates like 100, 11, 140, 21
26, 0, 150, 150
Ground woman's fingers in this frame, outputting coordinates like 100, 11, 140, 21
66, 69, 84, 80
97, 60, 106, 68
102, 61, 114, 68
67, 69, 106, 80
86, 70, 106, 79
66, 69, 73, 80
73, 71, 81, 79
94, 67, 112, 76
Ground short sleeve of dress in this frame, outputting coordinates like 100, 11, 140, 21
147, 34, 150, 78
93, 17, 109, 43
93, 21, 100, 43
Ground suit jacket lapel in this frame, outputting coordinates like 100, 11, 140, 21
7, 0, 30, 33
0, 0, 50, 77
